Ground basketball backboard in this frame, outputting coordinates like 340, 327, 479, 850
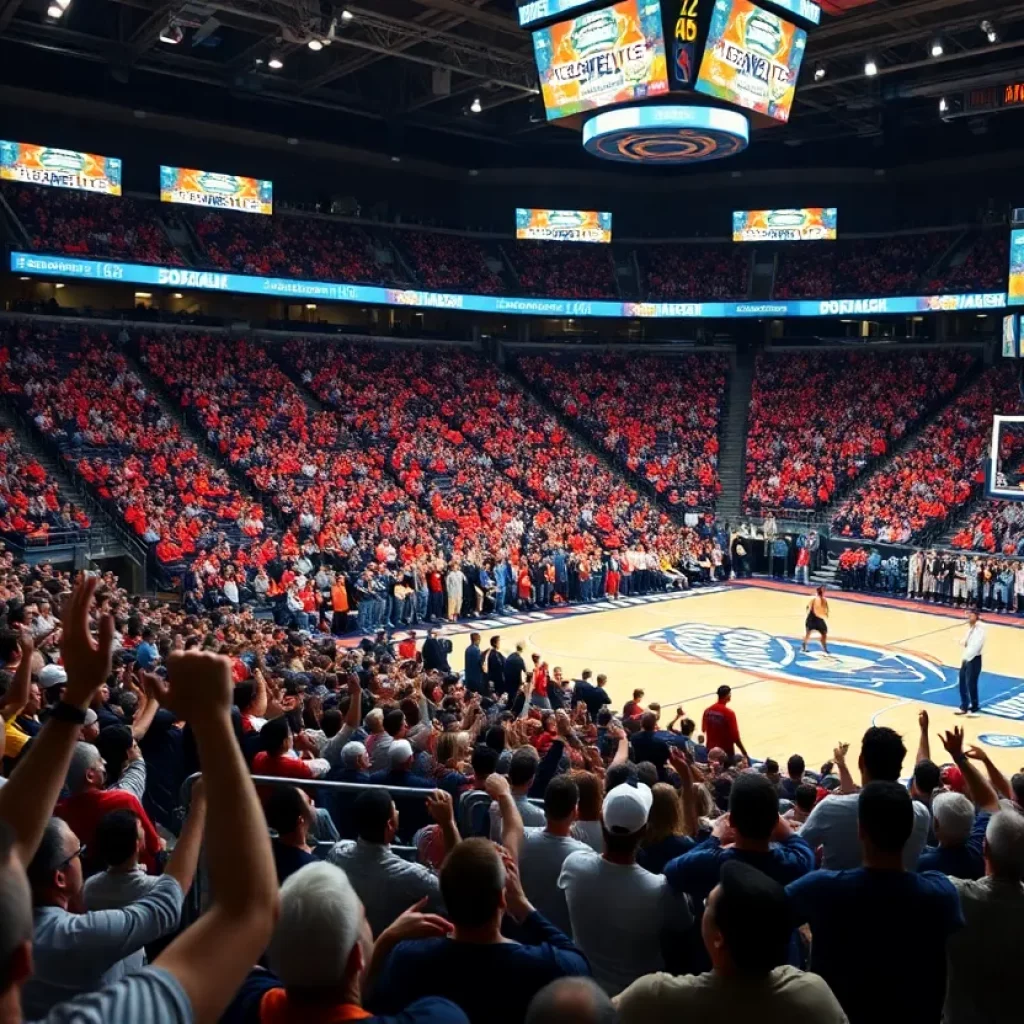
987, 415, 1024, 501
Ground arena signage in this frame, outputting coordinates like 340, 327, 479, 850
9, 252, 1007, 320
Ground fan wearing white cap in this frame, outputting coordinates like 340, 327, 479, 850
558, 783, 693, 996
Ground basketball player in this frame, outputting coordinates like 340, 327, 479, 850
802, 586, 830, 654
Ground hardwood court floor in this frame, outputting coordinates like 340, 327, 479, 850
443, 582, 1024, 776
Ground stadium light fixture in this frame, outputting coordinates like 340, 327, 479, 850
308, 38, 323, 51
813, 63, 826, 82
930, 39, 944, 58
981, 20, 998, 44
864, 57, 878, 77
56, 0, 71, 8
341, 9, 354, 20
939, 97, 948, 113
159, 22, 184, 44
268, 56, 284, 69
46, 3, 63, 17
470, 96, 483, 113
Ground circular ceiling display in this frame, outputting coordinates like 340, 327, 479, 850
582, 105, 750, 164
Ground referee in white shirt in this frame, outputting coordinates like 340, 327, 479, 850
956, 609, 986, 717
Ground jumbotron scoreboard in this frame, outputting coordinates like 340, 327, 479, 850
518, 0, 820, 163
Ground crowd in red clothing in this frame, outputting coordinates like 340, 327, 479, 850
745, 350, 973, 513
0, 428, 89, 541
4, 184, 185, 266
399, 231, 505, 294
512, 241, 618, 298
774, 233, 955, 298
188, 209, 389, 284
832, 364, 1024, 542
923, 231, 1008, 294
645, 245, 750, 300
951, 502, 1024, 555
1, 323, 261, 569
517, 352, 726, 508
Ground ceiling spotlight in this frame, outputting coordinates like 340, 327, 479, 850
930, 39, 944, 58
864, 57, 878, 77
56, 0, 71, 8
390, 155, 401, 163
159, 22, 184, 44
308, 38, 323, 51
813, 63, 826, 82
981, 20, 998, 43
46, 3, 63, 16
469, 96, 482, 113
939, 97, 948, 113
268, 56, 284, 69
341, 8, 354, 20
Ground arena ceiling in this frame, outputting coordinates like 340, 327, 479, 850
2, 0, 1024, 174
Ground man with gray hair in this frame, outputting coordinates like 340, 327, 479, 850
224, 861, 468, 1022
527, 977, 617, 1024
944, 810, 1024, 1023
917, 791, 987, 880
54, 742, 163, 875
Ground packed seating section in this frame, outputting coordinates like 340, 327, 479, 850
517, 352, 726, 508
744, 349, 975, 514
832, 364, 1024, 543
6, 183, 1008, 297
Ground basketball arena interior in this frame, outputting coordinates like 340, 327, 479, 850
0, 1, 1023, 1022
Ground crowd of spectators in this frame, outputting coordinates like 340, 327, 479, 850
0, 322, 262, 574
951, 503, 1024, 555
4, 184, 185, 266
644, 245, 751, 300
187, 209, 391, 284
745, 350, 974, 513
924, 231, 1008, 294
399, 231, 505, 294
517, 352, 726, 508
774, 233, 956, 298
512, 241, 618, 299
0, 428, 89, 543
832, 364, 1023, 543
1, 565, 1022, 1024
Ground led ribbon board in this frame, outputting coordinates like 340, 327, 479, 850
583, 104, 749, 163
0, 142, 121, 195
11, 252, 1005, 320
160, 166, 273, 215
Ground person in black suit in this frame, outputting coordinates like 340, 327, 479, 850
484, 635, 506, 697
571, 669, 612, 721
503, 642, 527, 700
421, 628, 451, 673
464, 632, 486, 695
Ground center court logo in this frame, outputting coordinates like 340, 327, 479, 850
633, 623, 947, 689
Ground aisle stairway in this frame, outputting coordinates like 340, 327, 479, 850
715, 348, 754, 523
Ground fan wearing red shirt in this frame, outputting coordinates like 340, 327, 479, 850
622, 688, 646, 721
56, 741, 164, 872
251, 718, 329, 799
701, 685, 749, 760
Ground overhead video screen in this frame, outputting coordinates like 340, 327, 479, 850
1008, 228, 1024, 306
0, 141, 121, 195
695, 0, 807, 122
532, 0, 669, 121
160, 166, 273, 215
517, 208, 613, 242
733, 207, 837, 242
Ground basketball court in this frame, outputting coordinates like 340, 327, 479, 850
435, 580, 1024, 776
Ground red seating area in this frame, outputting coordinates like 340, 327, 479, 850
645, 245, 750, 300
188, 210, 389, 284
745, 350, 974, 513
0, 427, 88, 541
832, 364, 1024, 542
517, 352, 726, 507
774, 233, 955, 298
924, 231, 1008, 294
512, 240, 618, 298
1, 323, 261, 566
399, 231, 504, 294
4, 184, 184, 266
951, 502, 1024, 554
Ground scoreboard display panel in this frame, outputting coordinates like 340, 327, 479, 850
532, 0, 669, 120
695, 0, 806, 122
516, 208, 613, 242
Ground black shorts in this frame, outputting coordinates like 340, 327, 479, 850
805, 613, 828, 635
